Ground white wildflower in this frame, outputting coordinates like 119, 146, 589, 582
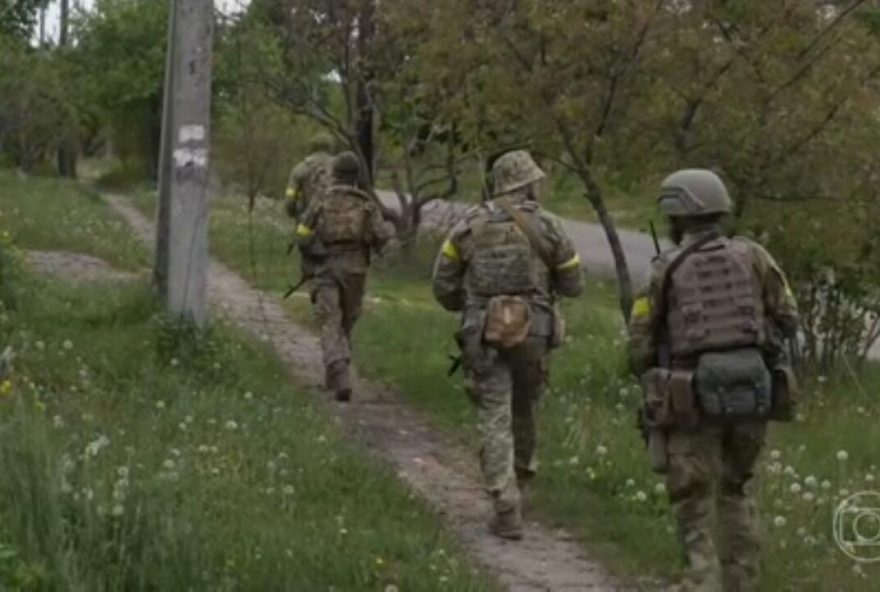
62, 339, 73, 350
836, 450, 849, 462
162, 459, 176, 470
155, 400, 166, 410
804, 475, 818, 488
635, 491, 648, 503
283, 485, 295, 495
654, 482, 667, 495
790, 483, 802, 495
596, 445, 608, 456
225, 420, 238, 431
85, 435, 110, 458
773, 515, 786, 527
770, 449, 781, 460
244, 391, 254, 401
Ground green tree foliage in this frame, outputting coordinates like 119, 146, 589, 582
388, 0, 880, 325
0, 0, 48, 42
73, 0, 168, 176
0, 36, 75, 171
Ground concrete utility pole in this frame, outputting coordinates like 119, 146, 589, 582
155, 0, 214, 326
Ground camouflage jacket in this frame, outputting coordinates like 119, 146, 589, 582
295, 184, 393, 275
432, 192, 584, 315
285, 152, 333, 219
627, 229, 799, 376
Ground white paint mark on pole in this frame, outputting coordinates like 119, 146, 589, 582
179, 124, 206, 143
172, 148, 208, 169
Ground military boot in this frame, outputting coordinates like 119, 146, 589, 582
489, 505, 524, 540
326, 360, 352, 402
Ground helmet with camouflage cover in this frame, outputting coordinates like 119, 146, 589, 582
308, 133, 335, 154
658, 169, 732, 217
492, 150, 546, 196
332, 150, 361, 183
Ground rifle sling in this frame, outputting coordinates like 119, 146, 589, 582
495, 198, 555, 269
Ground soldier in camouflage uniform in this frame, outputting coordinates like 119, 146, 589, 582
297, 151, 393, 402
285, 135, 335, 220
627, 170, 799, 592
432, 150, 583, 539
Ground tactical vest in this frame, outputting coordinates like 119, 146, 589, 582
318, 186, 369, 245
667, 238, 766, 358
465, 203, 547, 297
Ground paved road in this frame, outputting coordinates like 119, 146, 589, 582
377, 191, 665, 285
377, 192, 880, 360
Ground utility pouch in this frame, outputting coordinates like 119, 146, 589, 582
641, 368, 673, 428
769, 364, 798, 422
641, 368, 698, 428
694, 348, 772, 423
483, 296, 531, 348
668, 369, 699, 427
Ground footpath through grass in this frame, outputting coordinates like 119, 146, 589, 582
185, 190, 880, 591
0, 175, 493, 591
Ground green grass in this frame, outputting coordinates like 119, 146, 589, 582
0, 174, 494, 591
0, 171, 148, 271
188, 190, 880, 590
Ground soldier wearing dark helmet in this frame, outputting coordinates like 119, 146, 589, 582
628, 169, 799, 592
284, 134, 335, 220
296, 151, 393, 401
432, 150, 584, 540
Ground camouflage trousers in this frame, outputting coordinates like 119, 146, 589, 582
312, 272, 366, 393
666, 422, 767, 592
459, 331, 549, 513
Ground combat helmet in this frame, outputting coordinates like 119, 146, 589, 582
332, 151, 361, 180
492, 150, 546, 196
658, 169, 732, 217
309, 133, 335, 154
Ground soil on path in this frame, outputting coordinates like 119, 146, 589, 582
102, 194, 646, 592
25, 250, 142, 283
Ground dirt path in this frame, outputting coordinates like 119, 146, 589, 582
25, 250, 142, 283
102, 194, 644, 592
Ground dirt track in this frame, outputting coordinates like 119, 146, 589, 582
101, 194, 645, 592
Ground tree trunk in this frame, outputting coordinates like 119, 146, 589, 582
355, 0, 375, 186
56, 0, 78, 179
577, 169, 634, 322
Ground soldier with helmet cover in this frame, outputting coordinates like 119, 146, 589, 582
432, 150, 584, 539
285, 134, 336, 220
296, 151, 393, 402
628, 169, 799, 591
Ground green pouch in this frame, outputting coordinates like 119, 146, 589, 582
694, 348, 771, 423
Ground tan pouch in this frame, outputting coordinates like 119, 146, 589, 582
668, 369, 698, 427
483, 296, 531, 348
641, 368, 673, 428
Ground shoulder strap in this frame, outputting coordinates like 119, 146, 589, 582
496, 198, 555, 268
654, 231, 721, 366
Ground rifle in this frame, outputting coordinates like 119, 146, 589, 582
649, 219, 661, 255
282, 273, 311, 299
447, 354, 463, 377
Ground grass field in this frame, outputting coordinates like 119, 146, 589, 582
0, 174, 494, 591
174, 188, 880, 590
